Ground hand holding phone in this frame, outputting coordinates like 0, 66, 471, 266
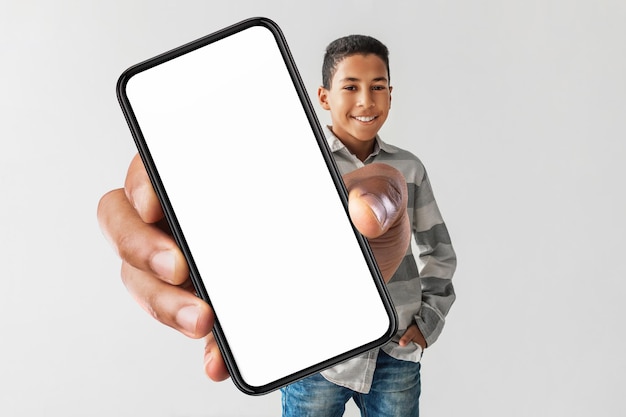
114, 17, 398, 395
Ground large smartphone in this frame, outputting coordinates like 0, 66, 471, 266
116, 17, 397, 395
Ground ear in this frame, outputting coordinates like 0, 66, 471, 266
388, 85, 393, 109
318, 86, 331, 110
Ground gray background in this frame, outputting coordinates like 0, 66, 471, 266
1, 0, 624, 416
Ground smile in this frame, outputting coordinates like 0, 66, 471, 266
353, 115, 378, 122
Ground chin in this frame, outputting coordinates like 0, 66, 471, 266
353, 127, 381, 140
352, 134, 378, 143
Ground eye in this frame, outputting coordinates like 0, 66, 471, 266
343, 85, 357, 91
371, 85, 387, 91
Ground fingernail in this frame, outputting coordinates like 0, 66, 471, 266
150, 250, 175, 279
176, 305, 200, 335
360, 193, 388, 227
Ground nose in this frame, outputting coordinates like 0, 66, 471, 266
357, 90, 374, 108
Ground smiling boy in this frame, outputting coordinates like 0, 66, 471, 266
319, 52, 391, 161
279, 35, 457, 416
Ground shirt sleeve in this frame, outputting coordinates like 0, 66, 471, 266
412, 170, 457, 347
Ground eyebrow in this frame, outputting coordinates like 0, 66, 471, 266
339, 76, 388, 83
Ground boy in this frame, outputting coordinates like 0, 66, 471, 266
97, 34, 455, 417
278, 35, 456, 416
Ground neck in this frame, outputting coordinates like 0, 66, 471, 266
348, 143, 374, 162
330, 127, 376, 162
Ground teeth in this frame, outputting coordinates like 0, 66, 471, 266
354, 116, 376, 122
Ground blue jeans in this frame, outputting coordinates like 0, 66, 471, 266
280, 350, 421, 417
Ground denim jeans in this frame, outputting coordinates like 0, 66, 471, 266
280, 350, 421, 417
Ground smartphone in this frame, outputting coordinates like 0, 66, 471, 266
116, 17, 397, 395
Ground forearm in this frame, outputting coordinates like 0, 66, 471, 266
412, 168, 457, 346
414, 224, 456, 346
416, 281, 455, 347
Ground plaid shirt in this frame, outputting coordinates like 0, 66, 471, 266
320, 126, 457, 393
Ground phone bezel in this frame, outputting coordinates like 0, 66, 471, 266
116, 16, 398, 395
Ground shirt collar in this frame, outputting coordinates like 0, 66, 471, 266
323, 125, 397, 158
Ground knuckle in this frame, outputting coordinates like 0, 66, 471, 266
144, 294, 163, 322
116, 231, 139, 263
120, 262, 170, 326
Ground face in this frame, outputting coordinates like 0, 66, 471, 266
318, 54, 392, 152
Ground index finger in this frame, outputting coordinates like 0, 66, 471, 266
97, 188, 189, 285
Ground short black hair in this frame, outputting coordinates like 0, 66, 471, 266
322, 35, 390, 89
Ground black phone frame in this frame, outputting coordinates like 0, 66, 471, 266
116, 16, 398, 395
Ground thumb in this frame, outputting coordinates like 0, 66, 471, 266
344, 163, 407, 239
343, 163, 411, 282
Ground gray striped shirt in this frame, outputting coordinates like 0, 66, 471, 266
320, 126, 457, 393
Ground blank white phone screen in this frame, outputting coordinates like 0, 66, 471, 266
124, 23, 392, 390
